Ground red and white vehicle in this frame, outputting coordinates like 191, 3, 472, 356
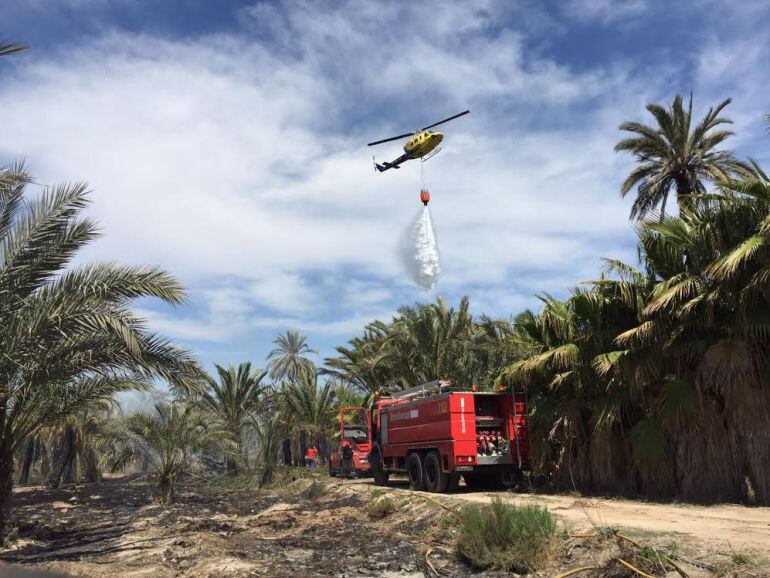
368, 381, 529, 492
328, 406, 372, 477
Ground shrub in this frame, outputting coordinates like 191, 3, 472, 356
366, 495, 396, 519
303, 480, 326, 500
456, 497, 556, 573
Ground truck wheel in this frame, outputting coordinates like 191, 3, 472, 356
371, 445, 389, 486
423, 451, 449, 493
407, 453, 425, 491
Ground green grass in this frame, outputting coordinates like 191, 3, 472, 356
366, 496, 397, 519
438, 513, 455, 529
731, 552, 757, 566
597, 525, 619, 539
302, 479, 327, 500
369, 488, 386, 499
455, 497, 556, 574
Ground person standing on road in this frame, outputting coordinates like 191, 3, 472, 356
306, 446, 317, 470
340, 441, 355, 478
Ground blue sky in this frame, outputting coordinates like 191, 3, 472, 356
2, 0, 769, 377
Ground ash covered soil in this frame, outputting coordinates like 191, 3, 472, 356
1, 474, 460, 577
1, 473, 768, 577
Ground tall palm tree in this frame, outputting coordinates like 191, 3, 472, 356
47, 397, 123, 488
196, 362, 267, 472
281, 372, 335, 462
324, 297, 513, 393
250, 397, 283, 487
0, 171, 198, 540
267, 330, 317, 382
99, 403, 231, 504
615, 95, 749, 220
322, 321, 392, 393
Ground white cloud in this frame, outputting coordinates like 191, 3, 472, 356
2, 0, 764, 364
562, 0, 647, 24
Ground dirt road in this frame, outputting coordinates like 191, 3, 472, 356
344, 478, 770, 553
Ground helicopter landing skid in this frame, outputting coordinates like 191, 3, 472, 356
421, 147, 442, 162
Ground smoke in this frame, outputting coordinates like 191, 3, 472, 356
401, 206, 441, 290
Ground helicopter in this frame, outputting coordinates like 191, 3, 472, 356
367, 110, 469, 172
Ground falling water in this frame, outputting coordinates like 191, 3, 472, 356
401, 205, 441, 290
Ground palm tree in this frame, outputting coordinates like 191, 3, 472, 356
322, 321, 392, 393
196, 362, 267, 472
100, 403, 231, 503
251, 398, 283, 487
46, 397, 123, 488
0, 171, 198, 539
615, 95, 750, 220
267, 330, 317, 382
324, 297, 514, 393
281, 373, 335, 464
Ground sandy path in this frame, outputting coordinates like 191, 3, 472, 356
342, 478, 770, 553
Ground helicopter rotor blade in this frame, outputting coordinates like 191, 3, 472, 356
421, 109, 470, 131
367, 131, 415, 147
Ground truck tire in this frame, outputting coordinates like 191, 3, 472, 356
423, 451, 449, 493
371, 445, 389, 486
407, 453, 425, 490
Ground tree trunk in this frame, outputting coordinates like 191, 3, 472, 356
18, 438, 35, 485
48, 426, 76, 489
38, 439, 50, 481
82, 443, 101, 483
675, 177, 693, 212
299, 431, 308, 467
259, 465, 274, 488
281, 438, 292, 465
157, 474, 175, 504
62, 452, 77, 484
0, 440, 15, 544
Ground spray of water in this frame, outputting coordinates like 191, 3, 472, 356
401, 205, 441, 290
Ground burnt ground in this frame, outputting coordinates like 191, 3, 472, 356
0, 473, 463, 577
0, 472, 768, 577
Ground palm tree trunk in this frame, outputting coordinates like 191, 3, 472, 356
18, 438, 35, 485
675, 177, 693, 212
82, 443, 101, 483
63, 453, 77, 484
0, 439, 15, 544
299, 430, 308, 467
157, 474, 175, 504
260, 465, 274, 487
281, 438, 291, 465
48, 426, 76, 489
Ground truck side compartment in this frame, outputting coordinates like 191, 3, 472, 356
364, 381, 529, 493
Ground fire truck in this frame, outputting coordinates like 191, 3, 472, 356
366, 380, 529, 492
328, 406, 372, 478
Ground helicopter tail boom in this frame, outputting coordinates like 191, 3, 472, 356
373, 153, 408, 172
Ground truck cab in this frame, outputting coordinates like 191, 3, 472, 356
328, 407, 373, 477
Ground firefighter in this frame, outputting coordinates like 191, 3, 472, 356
340, 441, 355, 478
305, 446, 317, 470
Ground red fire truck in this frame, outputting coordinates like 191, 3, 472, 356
328, 406, 372, 478
367, 380, 529, 492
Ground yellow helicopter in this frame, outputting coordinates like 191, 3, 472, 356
368, 110, 469, 172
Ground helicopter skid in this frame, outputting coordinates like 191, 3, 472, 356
421, 147, 442, 162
